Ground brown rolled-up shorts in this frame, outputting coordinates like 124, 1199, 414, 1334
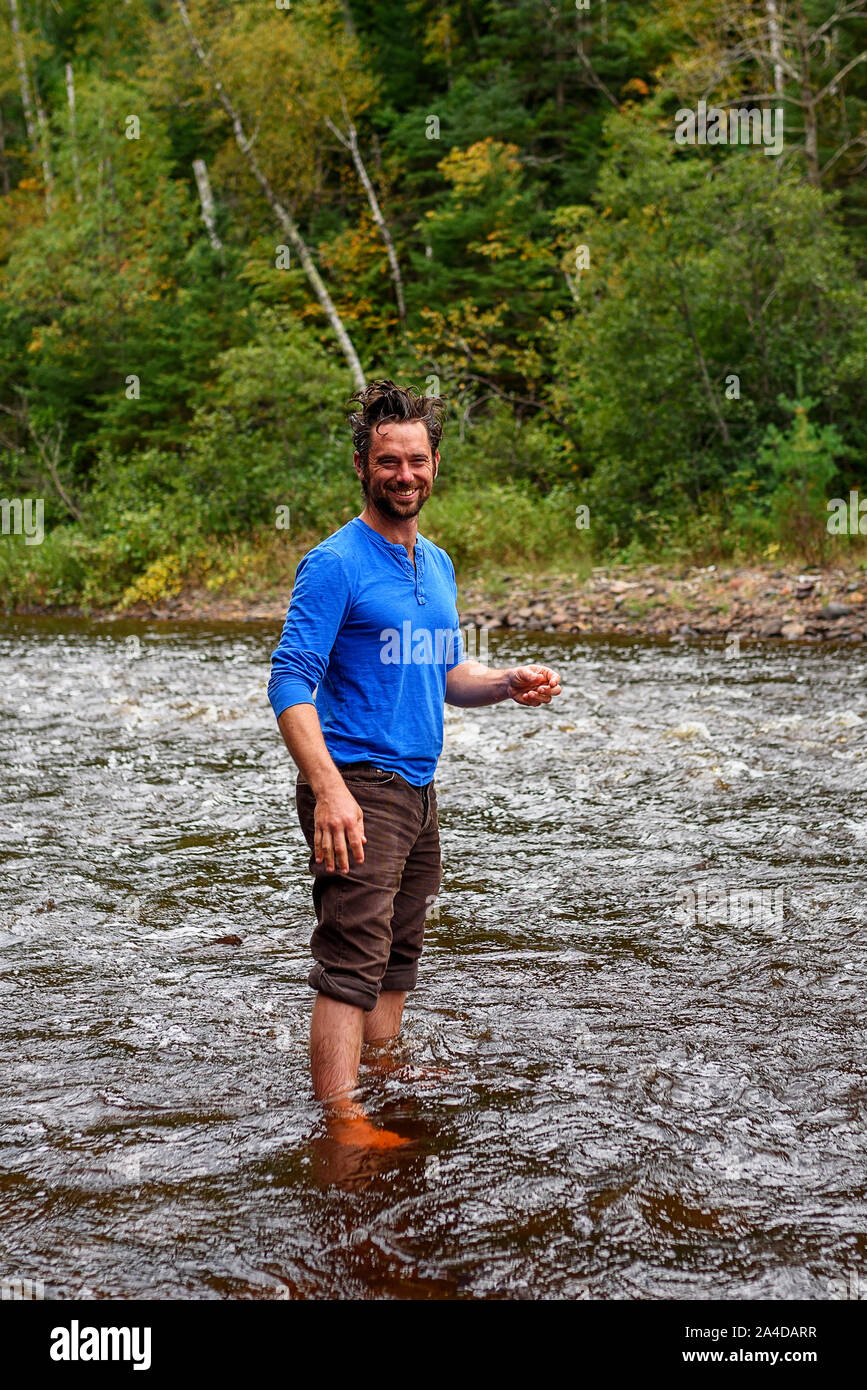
295, 762, 442, 1012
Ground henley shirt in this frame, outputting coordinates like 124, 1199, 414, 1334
268, 515, 464, 786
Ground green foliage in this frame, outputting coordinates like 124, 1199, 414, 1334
441, 400, 572, 492
423, 480, 583, 575
728, 393, 850, 562
0, 0, 865, 608
0, 70, 243, 483
551, 113, 866, 549
175, 308, 357, 534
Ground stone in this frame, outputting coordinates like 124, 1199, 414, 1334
819, 602, 852, 619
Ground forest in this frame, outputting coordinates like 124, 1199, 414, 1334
0, 0, 865, 609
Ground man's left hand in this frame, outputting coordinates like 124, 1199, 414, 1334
505, 665, 562, 706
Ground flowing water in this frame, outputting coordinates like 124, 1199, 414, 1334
1, 616, 865, 1300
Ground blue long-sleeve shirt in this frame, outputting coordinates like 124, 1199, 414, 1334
268, 516, 464, 786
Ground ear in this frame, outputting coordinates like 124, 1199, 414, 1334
433, 449, 440, 480
353, 450, 364, 478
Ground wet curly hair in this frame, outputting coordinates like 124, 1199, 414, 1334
347, 379, 445, 470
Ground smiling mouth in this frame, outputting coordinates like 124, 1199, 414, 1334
389, 488, 419, 499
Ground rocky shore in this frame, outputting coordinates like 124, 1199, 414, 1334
117, 560, 867, 644
457, 562, 867, 643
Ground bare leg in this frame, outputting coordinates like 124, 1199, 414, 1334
363, 989, 452, 1084
310, 992, 408, 1149
310, 993, 364, 1105
364, 989, 406, 1044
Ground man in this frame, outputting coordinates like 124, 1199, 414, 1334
268, 380, 562, 1145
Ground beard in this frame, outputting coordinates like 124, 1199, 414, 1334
361, 471, 432, 521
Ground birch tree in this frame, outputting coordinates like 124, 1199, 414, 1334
175, 0, 365, 389
325, 96, 406, 324
8, 0, 53, 207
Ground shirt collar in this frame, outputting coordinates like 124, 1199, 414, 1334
351, 515, 424, 562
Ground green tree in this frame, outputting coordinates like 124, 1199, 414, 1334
551, 111, 866, 547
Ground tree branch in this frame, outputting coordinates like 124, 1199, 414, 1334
1, 401, 83, 523
175, 0, 365, 389
325, 97, 406, 324
672, 262, 731, 446
813, 50, 867, 105
575, 40, 620, 109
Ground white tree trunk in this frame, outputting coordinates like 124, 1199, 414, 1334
9, 0, 53, 208
765, 0, 785, 97
65, 63, 82, 204
176, 0, 366, 389
192, 157, 223, 254
33, 72, 54, 211
9, 0, 37, 151
326, 107, 406, 324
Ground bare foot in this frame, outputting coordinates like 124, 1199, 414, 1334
327, 1112, 410, 1150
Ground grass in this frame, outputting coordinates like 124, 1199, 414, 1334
2, 476, 866, 614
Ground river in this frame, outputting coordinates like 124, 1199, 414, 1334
1, 617, 865, 1299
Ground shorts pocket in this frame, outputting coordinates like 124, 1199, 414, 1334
341, 767, 395, 785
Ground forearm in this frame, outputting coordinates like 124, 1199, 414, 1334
445, 661, 511, 708
276, 703, 344, 796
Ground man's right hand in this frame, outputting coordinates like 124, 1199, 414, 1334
275, 705, 367, 872
313, 781, 366, 874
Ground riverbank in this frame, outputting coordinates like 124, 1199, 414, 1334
17, 557, 867, 643
457, 560, 867, 643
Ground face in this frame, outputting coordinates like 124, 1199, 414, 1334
355, 420, 439, 521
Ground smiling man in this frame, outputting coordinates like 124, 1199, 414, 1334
268, 380, 561, 1144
